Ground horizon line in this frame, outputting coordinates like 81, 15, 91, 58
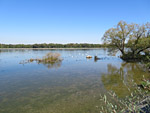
1, 43, 102, 45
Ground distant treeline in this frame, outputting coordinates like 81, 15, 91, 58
0, 43, 111, 48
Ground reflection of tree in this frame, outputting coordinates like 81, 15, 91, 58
101, 63, 149, 97
0, 49, 26, 53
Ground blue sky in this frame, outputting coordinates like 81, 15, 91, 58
0, 0, 150, 44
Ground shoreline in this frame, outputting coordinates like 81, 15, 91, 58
0, 48, 104, 50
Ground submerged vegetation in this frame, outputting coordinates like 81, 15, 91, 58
100, 49, 150, 112
100, 78, 150, 113
100, 87, 150, 113
1, 48, 150, 113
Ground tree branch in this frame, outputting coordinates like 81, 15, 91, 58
137, 46, 150, 54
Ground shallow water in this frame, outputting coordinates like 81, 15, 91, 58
0, 49, 149, 113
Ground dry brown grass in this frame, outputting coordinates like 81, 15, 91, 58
40, 53, 62, 63
27, 52, 62, 64
20, 52, 62, 66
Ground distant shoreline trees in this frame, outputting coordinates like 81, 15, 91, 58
0, 43, 111, 48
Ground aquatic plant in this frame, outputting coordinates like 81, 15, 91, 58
141, 78, 150, 90
26, 52, 62, 63
37, 52, 62, 63
99, 80, 150, 113
20, 52, 62, 69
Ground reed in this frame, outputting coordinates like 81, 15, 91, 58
100, 79, 150, 113
38, 52, 62, 63
20, 52, 62, 66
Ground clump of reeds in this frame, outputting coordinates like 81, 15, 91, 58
99, 79, 150, 113
20, 52, 62, 65
37, 52, 62, 63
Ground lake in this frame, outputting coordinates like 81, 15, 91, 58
0, 48, 149, 113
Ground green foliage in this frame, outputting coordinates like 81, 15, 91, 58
141, 80, 150, 89
0, 43, 107, 48
144, 56, 150, 69
102, 21, 150, 61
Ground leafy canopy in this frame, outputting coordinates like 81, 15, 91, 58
102, 21, 150, 60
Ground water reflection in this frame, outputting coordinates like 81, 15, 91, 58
20, 59, 62, 69
101, 63, 149, 97
0, 49, 149, 113
0, 48, 27, 53
38, 61, 62, 69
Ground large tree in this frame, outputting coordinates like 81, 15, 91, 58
102, 21, 150, 61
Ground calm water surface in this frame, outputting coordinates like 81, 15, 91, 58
0, 49, 149, 113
